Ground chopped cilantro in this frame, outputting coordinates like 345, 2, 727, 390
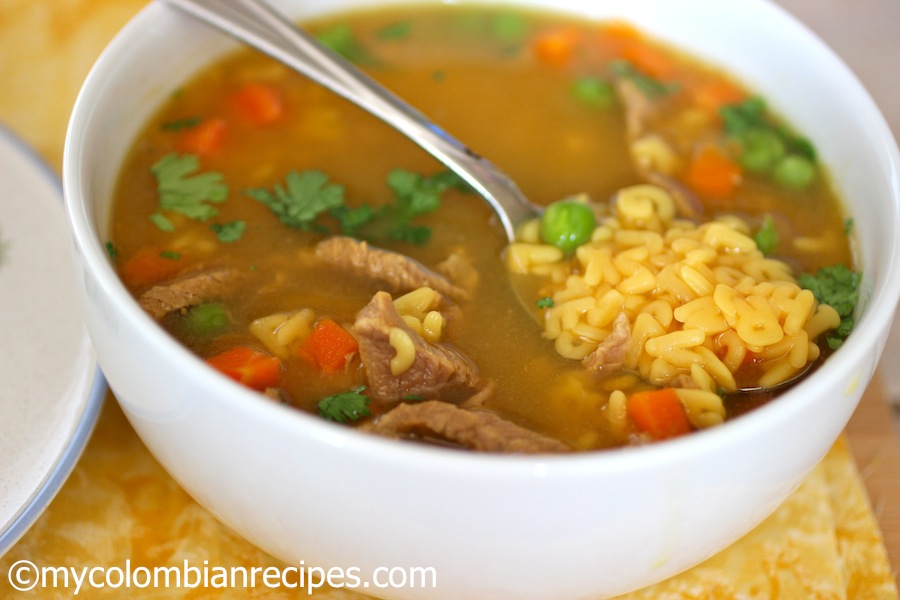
316, 23, 370, 63
245, 170, 344, 231
843, 217, 855, 236
328, 203, 373, 238
149, 212, 175, 232
318, 385, 371, 423
572, 76, 616, 110
248, 168, 467, 244
211, 220, 246, 243
609, 59, 678, 97
797, 264, 861, 349
159, 250, 180, 260
491, 12, 529, 41
183, 303, 231, 337
382, 168, 467, 244
536, 296, 555, 309
160, 116, 202, 132
150, 153, 229, 229
402, 394, 425, 401
377, 21, 411, 40
754, 214, 779, 255
104, 241, 118, 261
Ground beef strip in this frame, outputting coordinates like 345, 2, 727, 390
583, 312, 632, 374
364, 400, 570, 453
614, 78, 703, 219
138, 267, 240, 319
315, 237, 469, 301
354, 291, 480, 404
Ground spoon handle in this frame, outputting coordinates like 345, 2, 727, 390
160, 0, 537, 240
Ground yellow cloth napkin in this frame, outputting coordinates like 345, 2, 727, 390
0, 1, 896, 597
0, 395, 895, 599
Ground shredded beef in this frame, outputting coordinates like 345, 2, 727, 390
315, 237, 469, 301
138, 267, 240, 319
365, 400, 570, 453
354, 291, 480, 404
614, 78, 702, 218
582, 312, 632, 374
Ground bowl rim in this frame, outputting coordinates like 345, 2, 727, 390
63, 0, 900, 479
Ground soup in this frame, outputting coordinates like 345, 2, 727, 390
108, 4, 857, 452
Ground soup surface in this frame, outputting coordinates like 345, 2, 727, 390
109, 4, 857, 451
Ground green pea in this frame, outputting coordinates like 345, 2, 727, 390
541, 200, 596, 254
571, 77, 616, 110
773, 154, 816, 189
738, 128, 785, 173
184, 302, 231, 337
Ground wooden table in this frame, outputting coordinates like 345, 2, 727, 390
846, 371, 900, 587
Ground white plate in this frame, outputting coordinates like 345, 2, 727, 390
0, 125, 105, 553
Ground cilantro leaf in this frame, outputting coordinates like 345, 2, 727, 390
797, 264, 861, 349
316, 24, 371, 63
160, 116, 202, 132
377, 21, 411, 41
245, 170, 345, 230
211, 220, 246, 243
754, 214, 779, 255
382, 169, 467, 244
609, 59, 678, 98
317, 385, 371, 423
150, 212, 175, 232
151, 153, 229, 225
536, 296, 555, 309
329, 204, 374, 238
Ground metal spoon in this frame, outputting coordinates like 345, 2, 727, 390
160, 0, 538, 242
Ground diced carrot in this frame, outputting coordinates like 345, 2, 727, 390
683, 145, 742, 199
620, 39, 676, 80
602, 22, 675, 79
175, 118, 228, 156
298, 318, 359, 374
118, 246, 182, 290
531, 27, 583, 67
206, 346, 282, 391
692, 78, 747, 116
229, 83, 284, 126
626, 388, 692, 440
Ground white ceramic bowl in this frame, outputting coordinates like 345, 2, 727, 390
64, 1, 900, 598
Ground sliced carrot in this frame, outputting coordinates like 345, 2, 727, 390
626, 388, 692, 440
683, 145, 742, 199
298, 318, 359, 374
206, 346, 282, 391
118, 246, 182, 290
175, 118, 228, 156
692, 78, 747, 117
229, 83, 284, 126
531, 27, 583, 67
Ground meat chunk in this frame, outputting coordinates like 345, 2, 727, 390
583, 312, 631, 374
614, 78, 702, 218
138, 267, 240, 319
365, 400, 570, 454
315, 237, 469, 301
354, 291, 480, 403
